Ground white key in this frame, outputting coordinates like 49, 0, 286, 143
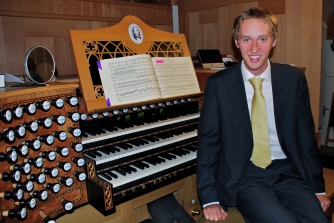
98, 151, 196, 188
85, 130, 197, 165
82, 112, 200, 145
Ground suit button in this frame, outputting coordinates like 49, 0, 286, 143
236, 180, 240, 184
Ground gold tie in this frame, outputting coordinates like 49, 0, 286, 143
249, 77, 271, 168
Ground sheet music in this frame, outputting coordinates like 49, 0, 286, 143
98, 54, 161, 105
151, 57, 201, 98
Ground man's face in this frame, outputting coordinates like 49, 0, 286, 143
133, 27, 140, 37
235, 18, 276, 76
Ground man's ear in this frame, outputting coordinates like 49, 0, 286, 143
234, 39, 240, 48
272, 37, 277, 48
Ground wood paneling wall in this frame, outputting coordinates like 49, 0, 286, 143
0, 0, 173, 78
0, 0, 324, 128
174, 0, 323, 129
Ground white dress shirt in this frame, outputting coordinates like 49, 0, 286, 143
241, 60, 286, 160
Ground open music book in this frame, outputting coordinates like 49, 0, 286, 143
97, 54, 201, 106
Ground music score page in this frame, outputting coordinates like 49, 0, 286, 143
98, 54, 161, 106
98, 54, 200, 106
151, 57, 200, 98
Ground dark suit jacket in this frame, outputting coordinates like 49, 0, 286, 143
196, 62, 325, 210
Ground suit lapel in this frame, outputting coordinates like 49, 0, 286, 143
271, 63, 289, 142
228, 64, 253, 139
227, 63, 289, 142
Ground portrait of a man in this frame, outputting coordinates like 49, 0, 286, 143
129, 24, 143, 44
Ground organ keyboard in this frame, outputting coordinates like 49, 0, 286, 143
82, 100, 200, 215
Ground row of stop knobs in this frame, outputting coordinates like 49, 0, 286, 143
0, 96, 79, 123
0, 96, 86, 222
1, 200, 74, 222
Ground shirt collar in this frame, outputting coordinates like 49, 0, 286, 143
241, 60, 271, 82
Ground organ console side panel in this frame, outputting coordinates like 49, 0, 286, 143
69, 15, 204, 222
0, 83, 88, 222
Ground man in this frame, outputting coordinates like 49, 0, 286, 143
132, 26, 142, 40
197, 7, 331, 222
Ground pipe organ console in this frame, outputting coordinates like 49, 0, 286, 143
66, 14, 205, 223
0, 15, 205, 223
0, 84, 88, 222
81, 98, 200, 215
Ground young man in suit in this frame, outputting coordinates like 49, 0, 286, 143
197, 7, 331, 222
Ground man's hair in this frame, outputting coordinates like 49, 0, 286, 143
233, 7, 278, 40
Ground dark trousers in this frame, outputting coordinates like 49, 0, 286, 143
236, 159, 329, 223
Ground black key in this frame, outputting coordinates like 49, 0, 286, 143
114, 168, 126, 176
152, 157, 161, 164
127, 165, 137, 172
162, 132, 173, 138
166, 153, 177, 159
144, 158, 156, 165
106, 146, 120, 153
135, 139, 146, 145
139, 139, 149, 144
101, 124, 117, 132
138, 160, 150, 168
181, 148, 190, 155
132, 162, 145, 170
169, 150, 182, 157
100, 173, 111, 180
83, 130, 96, 136
155, 133, 167, 139
113, 146, 121, 152
159, 153, 173, 160
128, 140, 141, 147
184, 145, 196, 152
144, 136, 157, 142
81, 133, 89, 138
105, 172, 114, 180
99, 148, 111, 155
130, 120, 141, 126
155, 156, 165, 163
120, 166, 132, 174
85, 152, 96, 158
125, 143, 133, 149
115, 143, 129, 150
91, 150, 102, 157
108, 171, 118, 178
113, 123, 125, 129
168, 130, 182, 136
176, 148, 188, 155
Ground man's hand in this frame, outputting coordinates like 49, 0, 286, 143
316, 194, 331, 212
203, 204, 228, 222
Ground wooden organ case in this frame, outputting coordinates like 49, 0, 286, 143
67, 15, 204, 222
0, 84, 88, 222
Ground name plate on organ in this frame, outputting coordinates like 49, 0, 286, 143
70, 15, 202, 218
